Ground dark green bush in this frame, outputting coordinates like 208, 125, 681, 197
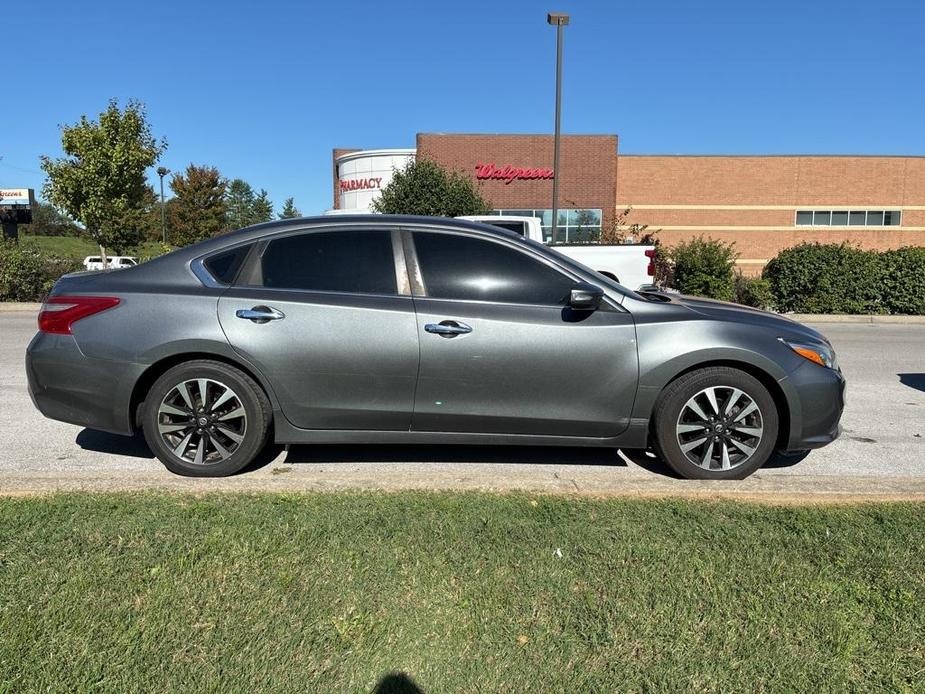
668, 236, 737, 301
0, 242, 80, 302
880, 247, 925, 315
733, 272, 773, 309
763, 243, 885, 314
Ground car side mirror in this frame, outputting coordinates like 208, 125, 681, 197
568, 282, 604, 310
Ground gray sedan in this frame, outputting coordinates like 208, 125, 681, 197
26, 215, 845, 479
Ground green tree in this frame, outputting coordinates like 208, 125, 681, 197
225, 179, 258, 229
252, 189, 274, 224
371, 159, 490, 217
278, 197, 301, 219
40, 99, 166, 265
20, 201, 82, 237
168, 164, 228, 246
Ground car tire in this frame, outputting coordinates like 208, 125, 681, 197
652, 366, 779, 480
142, 359, 272, 477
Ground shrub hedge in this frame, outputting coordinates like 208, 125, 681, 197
879, 246, 925, 315
763, 243, 884, 314
668, 236, 737, 301
0, 242, 81, 302
733, 273, 773, 310
763, 243, 925, 315
663, 240, 925, 314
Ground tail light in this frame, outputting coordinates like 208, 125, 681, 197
38, 296, 120, 335
644, 248, 656, 276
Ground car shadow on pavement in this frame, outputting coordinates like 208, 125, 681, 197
72, 430, 809, 479
616, 447, 811, 476
75, 429, 154, 458
899, 373, 925, 393
281, 443, 627, 468
617, 448, 682, 478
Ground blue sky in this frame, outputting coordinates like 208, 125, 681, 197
2, 0, 923, 216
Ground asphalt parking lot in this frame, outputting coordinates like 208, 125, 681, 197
1, 309, 923, 499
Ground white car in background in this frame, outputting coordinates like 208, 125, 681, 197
83, 256, 138, 271
457, 215, 656, 290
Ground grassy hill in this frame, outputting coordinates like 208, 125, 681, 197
20, 234, 173, 261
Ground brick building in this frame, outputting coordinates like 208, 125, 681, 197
332, 134, 925, 272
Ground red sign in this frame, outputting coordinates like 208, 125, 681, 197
475, 162, 555, 184
340, 177, 382, 192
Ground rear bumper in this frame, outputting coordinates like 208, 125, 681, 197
26, 332, 142, 435
781, 362, 846, 452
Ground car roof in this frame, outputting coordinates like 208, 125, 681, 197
210, 214, 524, 246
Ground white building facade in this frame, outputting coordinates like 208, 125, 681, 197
332, 148, 416, 213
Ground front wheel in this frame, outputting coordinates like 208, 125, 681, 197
142, 360, 272, 477
652, 367, 779, 480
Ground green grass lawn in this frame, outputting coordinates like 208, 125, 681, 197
1, 493, 923, 692
19, 234, 171, 262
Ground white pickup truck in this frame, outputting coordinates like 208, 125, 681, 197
82, 256, 139, 271
458, 215, 656, 290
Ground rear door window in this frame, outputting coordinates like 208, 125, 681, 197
259, 230, 397, 295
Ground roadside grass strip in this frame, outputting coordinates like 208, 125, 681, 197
1, 492, 923, 692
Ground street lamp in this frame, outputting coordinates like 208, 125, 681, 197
547, 12, 569, 243
156, 166, 170, 245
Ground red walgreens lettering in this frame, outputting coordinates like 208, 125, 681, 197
339, 177, 383, 192
474, 163, 554, 184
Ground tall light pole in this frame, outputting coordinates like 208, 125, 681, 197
547, 12, 569, 243
157, 166, 170, 245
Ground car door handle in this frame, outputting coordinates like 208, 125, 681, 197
235, 306, 285, 323
425, 321, 472, 337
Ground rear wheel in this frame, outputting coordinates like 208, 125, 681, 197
652, 367, 778, 480
142, 360, 271, 477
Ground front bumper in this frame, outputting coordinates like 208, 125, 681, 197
26, 332, 142, 435
781, 360, 846, 451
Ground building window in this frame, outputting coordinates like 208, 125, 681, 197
813, 211, 831, 226
488, 208, 603, 243
795, 210, 902, 227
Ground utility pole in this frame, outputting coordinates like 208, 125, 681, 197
547, 12, 569, 243
157, 167, 170, 244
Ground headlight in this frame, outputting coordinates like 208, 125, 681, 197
780, 338, 839, 370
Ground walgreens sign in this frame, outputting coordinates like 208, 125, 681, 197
475, 162, 554, 184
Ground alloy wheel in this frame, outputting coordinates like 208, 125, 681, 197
675, 385, 764, 471
156, 378, 247, 465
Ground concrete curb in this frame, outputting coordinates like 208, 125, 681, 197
0, 302, 41, 312
1, 302, 924, 323
788, 314, 925, 324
